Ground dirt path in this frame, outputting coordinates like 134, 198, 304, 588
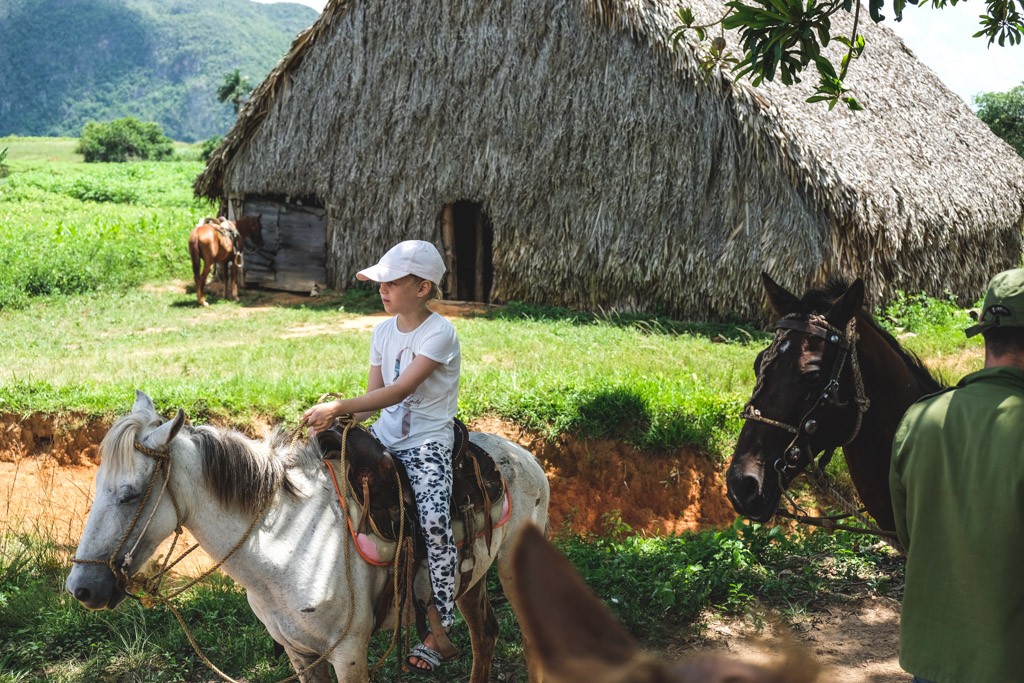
685, 599, 904, 682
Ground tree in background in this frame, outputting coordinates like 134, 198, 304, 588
217, 69, 253, 115
673, 0, 1023, 110
200, 135, 224, 162
76, 117, 174, 162
975, 83, 1024, 158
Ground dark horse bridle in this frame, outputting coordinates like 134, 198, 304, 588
741, 313, 871, 487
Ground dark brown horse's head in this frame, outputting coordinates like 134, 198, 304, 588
237, 213, 265, 249
726, 273, 867, 522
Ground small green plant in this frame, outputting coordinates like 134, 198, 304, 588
76, 117, 174, 163
0, 146, 9, 178
200, 135, 224, 162
558, 518, 900, 642
881, 290, 971, 333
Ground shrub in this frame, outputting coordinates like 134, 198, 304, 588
0, 146, 9, 177
76, 118, 174, 163
200, 135, 223, 162
880, 290, 972, 334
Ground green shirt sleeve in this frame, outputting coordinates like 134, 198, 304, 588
890, 411, 912, 551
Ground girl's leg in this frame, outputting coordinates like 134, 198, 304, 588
392, 442, 457, 629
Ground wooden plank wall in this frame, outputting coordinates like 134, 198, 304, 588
240, 199, 327, 293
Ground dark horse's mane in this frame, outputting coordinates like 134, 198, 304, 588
802, 278, 944, 393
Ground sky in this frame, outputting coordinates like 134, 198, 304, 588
253, 0, 1023, 104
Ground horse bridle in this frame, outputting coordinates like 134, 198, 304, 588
740, 313, 871, 484
71, 437, 273, 604
71, 440, 186, 593
72, 429, 361, 683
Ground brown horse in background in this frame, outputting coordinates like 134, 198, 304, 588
510, 525, 819, 683
725, 273, 942, 533
187, 214, 264, 306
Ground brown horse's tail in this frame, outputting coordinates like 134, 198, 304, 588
188, 233, 201, 281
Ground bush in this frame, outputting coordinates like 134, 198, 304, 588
880, 290, 973, 334
0, 146, 9, 177
76, 117, 174, 163
200, 135, 223, 162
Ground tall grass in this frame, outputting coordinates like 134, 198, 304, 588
0, 145, 212, 309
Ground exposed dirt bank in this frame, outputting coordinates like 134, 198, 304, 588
0, 412, 735, 542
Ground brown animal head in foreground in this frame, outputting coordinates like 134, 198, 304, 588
511, 525, 819, 683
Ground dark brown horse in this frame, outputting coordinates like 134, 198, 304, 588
187, 214, 263, 306
726, 273, 942, 533
511, 524, 819, 683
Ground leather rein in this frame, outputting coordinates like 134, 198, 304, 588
740, 314, 892, 537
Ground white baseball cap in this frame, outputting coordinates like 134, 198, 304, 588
356, 240, 446, 285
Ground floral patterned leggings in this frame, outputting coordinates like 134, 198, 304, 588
387, 440, 456, 629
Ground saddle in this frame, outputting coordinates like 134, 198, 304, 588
213, 219, 244, 266
316, 419, 506, 630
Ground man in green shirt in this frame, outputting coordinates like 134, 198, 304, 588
891, 268, 1024, 683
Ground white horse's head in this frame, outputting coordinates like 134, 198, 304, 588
65, 391, 187, 610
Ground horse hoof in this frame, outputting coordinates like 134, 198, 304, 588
200, 301, 209, 307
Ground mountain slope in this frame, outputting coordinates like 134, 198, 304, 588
0, 0, 317, 141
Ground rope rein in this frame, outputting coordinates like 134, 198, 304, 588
71, 413, 382, 683
315, 411, 413, 677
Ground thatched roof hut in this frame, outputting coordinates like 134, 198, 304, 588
195, 0, 1024, 320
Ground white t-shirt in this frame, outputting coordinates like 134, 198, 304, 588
368, 312, 460, 452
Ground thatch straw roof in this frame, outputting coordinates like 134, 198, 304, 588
195, 0, 1024, 321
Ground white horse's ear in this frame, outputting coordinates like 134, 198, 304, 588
132, 390, 157, 416
148, 409, 186, 446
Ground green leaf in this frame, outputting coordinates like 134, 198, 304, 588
814, 56, 838, 80
869, 0, 886, 22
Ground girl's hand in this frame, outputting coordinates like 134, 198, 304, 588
303, 399, 343, 433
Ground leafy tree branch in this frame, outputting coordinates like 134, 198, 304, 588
672, 0, 1024, 110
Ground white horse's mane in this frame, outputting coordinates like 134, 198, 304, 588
100, 411, 165, 477
102, 411, 323, 514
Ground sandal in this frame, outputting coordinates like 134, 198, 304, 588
405, 642, 443, 673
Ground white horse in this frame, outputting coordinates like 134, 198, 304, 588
66, 391, 550, 682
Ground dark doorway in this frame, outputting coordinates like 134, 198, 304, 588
441, 201, 493, 302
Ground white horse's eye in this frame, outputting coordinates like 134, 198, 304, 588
119, 492, 142, 505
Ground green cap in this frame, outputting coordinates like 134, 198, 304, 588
965, 268, 1024, 338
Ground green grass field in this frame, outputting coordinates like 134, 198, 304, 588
0, 138, 992, 682
0, 138, 986, 445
